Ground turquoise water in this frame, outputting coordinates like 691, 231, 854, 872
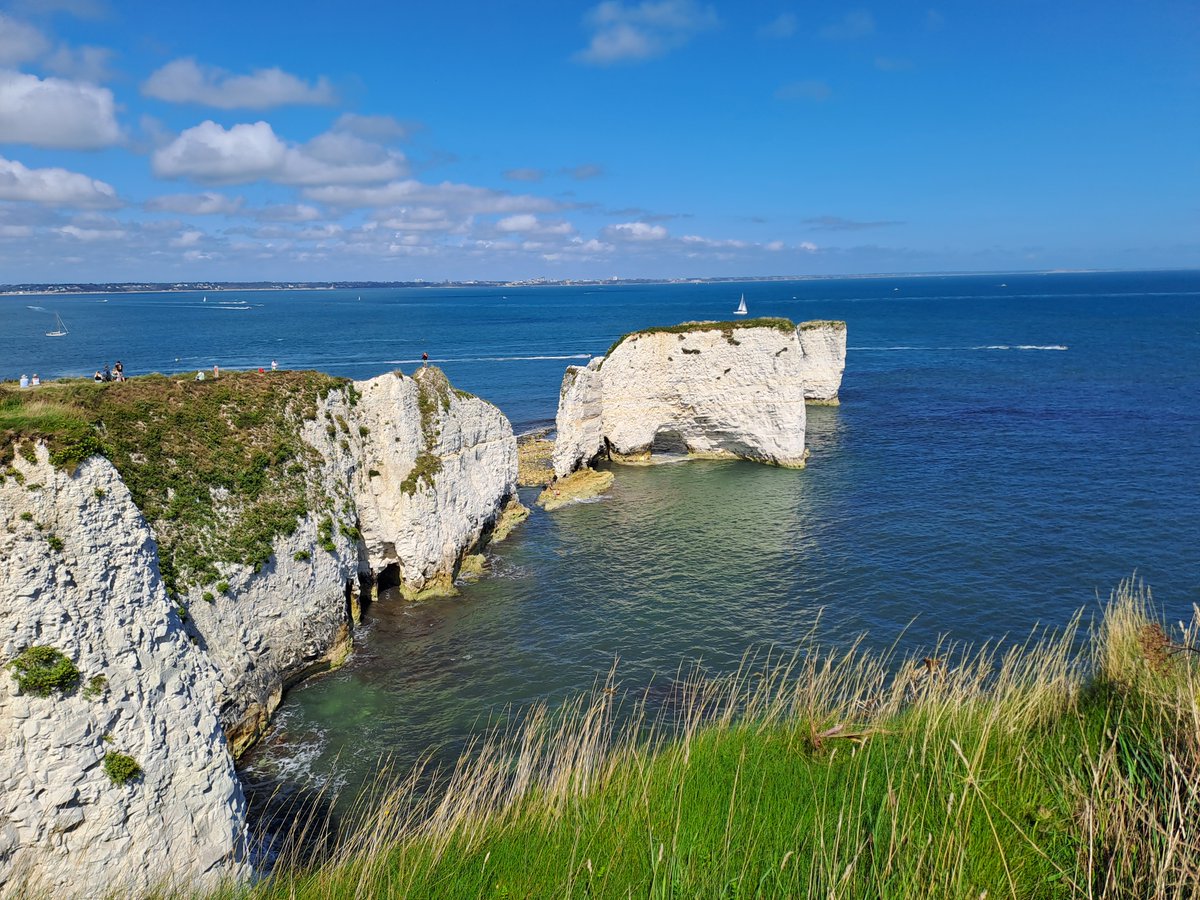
3, 272, 1198, 822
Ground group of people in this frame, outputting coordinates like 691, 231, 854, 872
93, 361, 125, 383
196, 359, 279, 381
17, 373, 40, 388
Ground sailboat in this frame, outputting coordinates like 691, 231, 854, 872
46, 313, 68, 337
734, 294, 748, 316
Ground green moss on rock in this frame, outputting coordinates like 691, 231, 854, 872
605, 318, 797, 358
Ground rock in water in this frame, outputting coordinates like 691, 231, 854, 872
553, 319, 845, 478
796, 320, 847, 404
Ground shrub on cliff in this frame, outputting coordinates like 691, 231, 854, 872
9, 645, 81, 697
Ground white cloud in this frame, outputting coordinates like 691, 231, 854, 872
775, 79, 832, 102
0, 15, 48, 66
306, 178, 560, 215
253, 203, 321, 223
145, 191, 244, 215
142, 58, 337, 109
59, 223, 126, 241
43, 44, 116, 82
603, 221, 668, 241
152, 120, 406, 186
681, 234, 748, 249
575, 0, 718, 65
169, 229, 204, 248
799, 241, 819, 252
496, 214, 574, 235
819, 10, 875, 40
765, 240, 785, 251
0, 155, 120, 207
758, 13, 797, 39
0, 69, 121, 148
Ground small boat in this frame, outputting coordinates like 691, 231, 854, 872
734, 294, 748, 316
46, 313, 68, 337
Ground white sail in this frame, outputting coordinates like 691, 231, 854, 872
46, 313, 68, 337
734, 294, 748, 315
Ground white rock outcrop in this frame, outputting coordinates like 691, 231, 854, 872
351, 368, 517, 598
553, 321, 814, 478
795, 320, 847, 403
178, 367, 518, 752
0, 449, 248, 898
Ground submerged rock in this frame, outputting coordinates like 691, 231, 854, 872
552, 318, 846, 478
537, 468, 615, 510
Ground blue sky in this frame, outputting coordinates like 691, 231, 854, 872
0, 0, 1196, 282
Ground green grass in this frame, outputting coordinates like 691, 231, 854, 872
0, 371, 348, 594
215, 579, 1200, 900
605, 317, 799, 358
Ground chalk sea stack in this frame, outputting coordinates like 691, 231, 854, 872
552, 318, 846, 480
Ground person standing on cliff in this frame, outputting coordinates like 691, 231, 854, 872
421, 352, 428, 368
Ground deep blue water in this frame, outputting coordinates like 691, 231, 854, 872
4, 271, 1199, 799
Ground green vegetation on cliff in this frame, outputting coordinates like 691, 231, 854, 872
221, 580, 1197, 900
0, 371, 347, 593
605, 317, 798, 358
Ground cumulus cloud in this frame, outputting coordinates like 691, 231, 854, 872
145, 191, 244, 215
774, 79, 831, 102
306, 178, 560, 215
819, 9, 875, 40
152, 120, 406, 186
0, 155, 120, 207
0, 14, 48, 66
43, 44, 116, 82
799, 241, 819, 252
603, 221, 668, 241
680, 234, 748, 249
142, 58, 337, 109
496, 214, 574, 235
0, 69, 121, 148
758, 13, 797, 39
575, 0, 718, 65
253, 203, 322, 223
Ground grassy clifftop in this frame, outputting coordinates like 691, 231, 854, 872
218, 580, 1197, 899
605, 317, 798, 358
0, 371, 347, 594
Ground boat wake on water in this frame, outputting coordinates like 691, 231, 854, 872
850, 345, 1068, 352
385, 353, 595, 364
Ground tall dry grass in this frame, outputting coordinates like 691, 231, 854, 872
201, 578, 1200, 898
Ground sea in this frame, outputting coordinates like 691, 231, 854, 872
3, 271, 1199, 832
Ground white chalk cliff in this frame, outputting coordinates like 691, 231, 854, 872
179, 368, 517, 753
796, 320, 847, 403
553, 319, 846, 478
0, 366, 519, 896
0, 449, 248, 898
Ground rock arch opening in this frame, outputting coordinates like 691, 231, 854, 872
650, 428, 689, 456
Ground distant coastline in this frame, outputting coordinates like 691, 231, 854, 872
1, 267, 1192, 297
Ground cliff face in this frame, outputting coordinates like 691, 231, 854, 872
178, 367, 517, 752
0, 366, 519, 895
553, 321, 812, 477
795, 321, 847, 403
0, 449, 248, 898
351, 368, 517, 598
551, 358, 604, 481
